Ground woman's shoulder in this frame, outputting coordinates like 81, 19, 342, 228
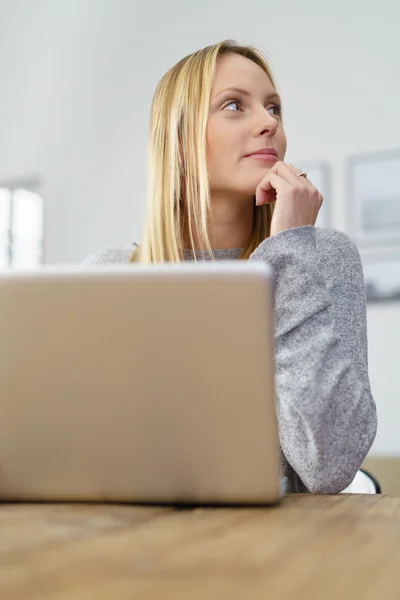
81, 244, 136, 266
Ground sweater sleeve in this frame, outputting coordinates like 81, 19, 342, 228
81, 246, 134, 266
249, 226, 377, 494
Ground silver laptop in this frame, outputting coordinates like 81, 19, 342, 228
0, 261, 281, 505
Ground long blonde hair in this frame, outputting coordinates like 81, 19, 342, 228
132, 39, 279, 263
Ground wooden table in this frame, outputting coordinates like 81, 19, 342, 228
1, 494, 400, 599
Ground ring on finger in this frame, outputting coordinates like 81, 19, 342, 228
287, 163, 308, 179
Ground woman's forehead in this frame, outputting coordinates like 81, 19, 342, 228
212, 53, 275, 98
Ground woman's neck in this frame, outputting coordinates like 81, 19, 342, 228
183, 195, 254, 250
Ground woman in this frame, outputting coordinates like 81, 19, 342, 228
84, 40, 377, 494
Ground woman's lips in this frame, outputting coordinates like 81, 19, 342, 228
245, 153, 278, 162
244, 148, 278, 162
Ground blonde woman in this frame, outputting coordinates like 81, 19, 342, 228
84, 40, 377, 494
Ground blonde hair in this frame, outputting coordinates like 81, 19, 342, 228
132, 39, 279, 263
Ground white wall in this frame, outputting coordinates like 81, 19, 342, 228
0, 0, 399, 455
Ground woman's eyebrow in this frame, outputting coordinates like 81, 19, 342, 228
214, 87, 281, 103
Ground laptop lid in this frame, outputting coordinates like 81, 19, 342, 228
0, 262, 280, 505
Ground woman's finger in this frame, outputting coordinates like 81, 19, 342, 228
272, 162, 306, 186
255, 172, 291, 206
287, 164, 316, 189
287, 164, 324, 205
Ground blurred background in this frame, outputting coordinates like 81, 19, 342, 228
0, 0, 399, 489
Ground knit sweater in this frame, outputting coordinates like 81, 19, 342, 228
82, 226, 377, 494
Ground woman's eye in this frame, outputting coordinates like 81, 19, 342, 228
268, 104, 282, 118
223, 100, 242, 112
222, 100, 282, 116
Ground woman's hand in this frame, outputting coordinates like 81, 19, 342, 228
255, 162, 323, 237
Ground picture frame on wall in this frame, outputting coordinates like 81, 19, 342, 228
297, 161, 331, 229
347, 150, 400, 248
362, 253, 400, 304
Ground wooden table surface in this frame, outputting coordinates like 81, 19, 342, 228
1, 494, 400, 600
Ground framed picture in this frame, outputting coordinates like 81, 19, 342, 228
348, 150, 400, 247
297, 161, 331, 229
362, 253, 400, 304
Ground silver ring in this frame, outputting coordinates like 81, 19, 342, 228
297, 172, 308, 178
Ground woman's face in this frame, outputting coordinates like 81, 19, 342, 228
206, 53, 287, 201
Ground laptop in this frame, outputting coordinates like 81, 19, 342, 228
0, 261, 281, 505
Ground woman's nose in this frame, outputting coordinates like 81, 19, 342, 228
255, 109, 278, 137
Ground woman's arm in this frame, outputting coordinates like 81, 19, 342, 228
250, 226, 377, 494
81, 246, 133, 266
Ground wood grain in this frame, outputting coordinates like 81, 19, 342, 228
1, 495, 400, 599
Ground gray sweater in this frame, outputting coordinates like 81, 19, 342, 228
83, 226, 377, 494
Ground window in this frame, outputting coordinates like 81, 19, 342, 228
0, 183, 44, 269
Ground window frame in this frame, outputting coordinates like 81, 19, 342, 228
0, 177, 44, 268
